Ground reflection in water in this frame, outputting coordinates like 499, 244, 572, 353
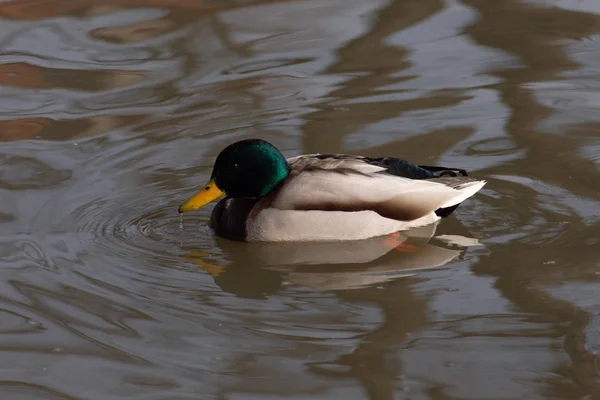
0, 0, 600, 398
185, 222, 471, 295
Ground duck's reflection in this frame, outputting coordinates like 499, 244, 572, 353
183, 221, 479, 295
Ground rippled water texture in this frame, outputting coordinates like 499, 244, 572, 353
1, 0, 600, 398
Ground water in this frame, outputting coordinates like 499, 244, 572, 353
1, 0, 599, 398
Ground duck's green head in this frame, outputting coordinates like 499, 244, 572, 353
178, 139, 290, 213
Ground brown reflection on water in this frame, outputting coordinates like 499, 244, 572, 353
0, 62, 145, 91
0, 0, 287, 21
1, 0, 600, 398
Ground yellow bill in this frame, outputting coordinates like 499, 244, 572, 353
178, 179, 225, 213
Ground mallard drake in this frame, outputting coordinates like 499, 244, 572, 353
178, 139, 486, 242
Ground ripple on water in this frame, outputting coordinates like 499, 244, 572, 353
0, 154, 71, 190
222, 57, 315, 76
71, 189, 209, 260
0, 308, 45, 335
61, 176, 223, 304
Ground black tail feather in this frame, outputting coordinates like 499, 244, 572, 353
419, 165, 469, 218
418, 165, 468, 177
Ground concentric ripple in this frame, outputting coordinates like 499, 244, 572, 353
70, 184, 216, 268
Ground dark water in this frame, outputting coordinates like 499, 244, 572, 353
1, 0, 599, 398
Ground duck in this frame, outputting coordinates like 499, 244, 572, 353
178, 139, 486, 242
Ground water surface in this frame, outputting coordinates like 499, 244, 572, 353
0, 0, 599, 398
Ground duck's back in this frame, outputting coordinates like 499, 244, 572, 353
283, 154, 476, 218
